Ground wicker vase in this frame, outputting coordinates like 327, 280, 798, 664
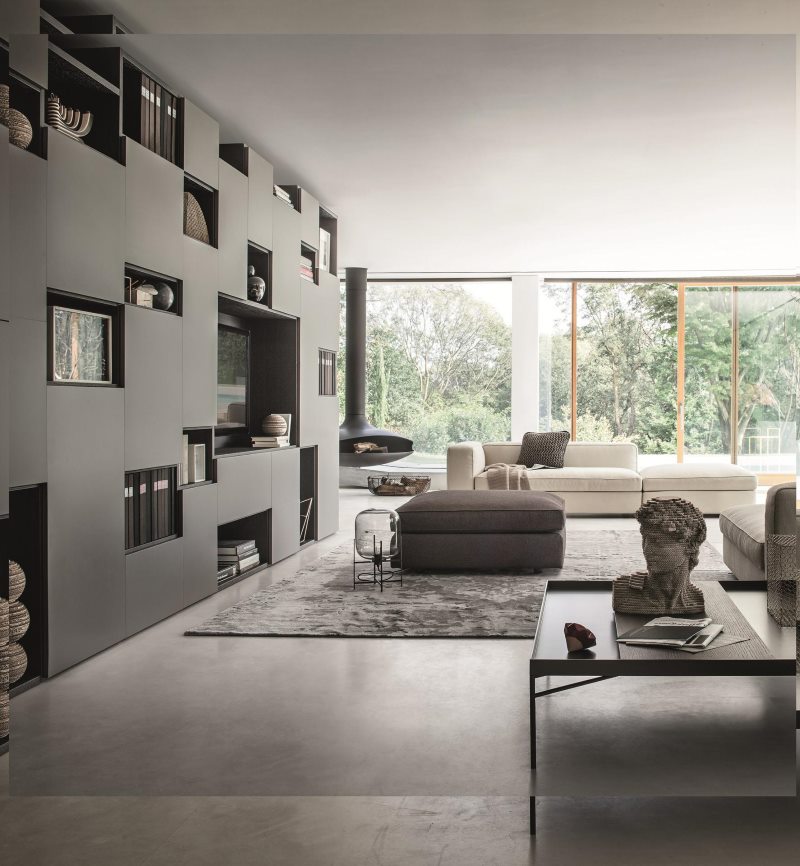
7, 642, 27, 685
183, 192, 210, 244
9, 109, 33, 150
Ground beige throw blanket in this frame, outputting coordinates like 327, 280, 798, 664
485, 463, 530, 490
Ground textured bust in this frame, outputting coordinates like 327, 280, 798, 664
612, 498, 706, 615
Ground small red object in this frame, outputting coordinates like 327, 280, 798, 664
564, 622, 596, 652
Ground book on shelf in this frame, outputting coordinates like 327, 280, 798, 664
217, 564, 239, 582
274, 185, 294, 207
251, 435, 290, 448
237, 551, 261, 572
218, 539, 257, 556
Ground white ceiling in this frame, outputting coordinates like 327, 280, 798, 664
102, 33, 796, 275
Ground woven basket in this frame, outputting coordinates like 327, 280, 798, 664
9, 561, 26, 603
9, 108, 33, 149
368, 475, 431, 496
765, 533, 798, 627
9, 601, 29, 643
8, 642, 27, 685
183, 192, 210, 244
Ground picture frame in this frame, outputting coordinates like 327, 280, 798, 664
50, 305, 113, 384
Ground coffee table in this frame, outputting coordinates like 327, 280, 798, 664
529, 579, 796, 834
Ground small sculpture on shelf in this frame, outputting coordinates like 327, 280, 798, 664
152, 282, 175, 312
261, 414, 288, 437
612, 498, 706, 615
564, 622, 596, 653
125, 278, 157, 308
8, 108, 33, 150
247, 265, 266, 302
46, 93, 93, 142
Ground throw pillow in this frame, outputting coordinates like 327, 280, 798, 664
518, 431, 570, 469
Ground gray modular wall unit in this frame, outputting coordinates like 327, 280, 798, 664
8, 318, 47, 488
181, 482, 218, 606
271, 447, 300, 563
182, 238, 218, 427
124, 139, 184, 279
125, 538, 183, 637
124, 305, 182, 472
217, 451, 272, 525
47, 134, 124, 303
218, 159, 248, 299
298, 188, 320, 250
0, 322, 9, 518
271, 198, 301, 317
47, 386, 125, 675
9, 34, 48, 89
183, 101, 220, 190
10, 147, 46, 322
247, 149, 273, 250
0, 125, 9, 321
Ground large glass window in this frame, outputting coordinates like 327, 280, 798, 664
340, 281, 512, 462
538, 282, 572, 434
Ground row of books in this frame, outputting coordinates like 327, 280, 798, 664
251, 435, 291, 449
274, 185, 294, 208
300, 254, 315, 281
125, 467, 176, 550
217, 539, 261, 583
139, 72, 179, 164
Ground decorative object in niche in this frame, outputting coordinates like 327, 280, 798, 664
0, 84, 9, 125
261, 414, 288, 437
188, 444, 207, 483
7, 561, 30, 688
612, 497, 706, 615
367, 475, 431, 496
183, 192, 210, 244
50, 305, 113, 384
8, 109, 33, 150
7, 642, 27, 685
46, 93, 93, 142
247, 265, 266, 302
564, 622, 596, 653
125, 277, 157, 308
152, 281, 175, 312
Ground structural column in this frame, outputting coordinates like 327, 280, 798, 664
511, 273, 542, 440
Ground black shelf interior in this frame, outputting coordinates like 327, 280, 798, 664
247, 242, 272, 306
125, 466, 179, 553
9, 485, 48, 688
124, 263, 182, 315
184, 173, 218, 247
122, 59, 182, 167
47, 43, 121, 161
180, 428, 214, 486
319, 207, 338, 276
216, 304, 299, 452
9, 72, 45, 159
300, 242, 318, 285
217, 510, 271, 587
274, 184, 299, 210
219, 142, 249, 176
300, 446, 317, 545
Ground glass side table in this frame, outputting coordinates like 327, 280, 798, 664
353, 508, 403, 591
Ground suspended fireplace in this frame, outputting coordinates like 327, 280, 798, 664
339, 267, 413, 467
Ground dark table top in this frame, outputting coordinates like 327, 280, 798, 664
531, 580, 795, 677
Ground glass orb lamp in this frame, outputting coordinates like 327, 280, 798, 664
355, 508, 399, 562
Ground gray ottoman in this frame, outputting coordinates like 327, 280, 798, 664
396, 490, 566, 571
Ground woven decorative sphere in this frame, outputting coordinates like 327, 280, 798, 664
9, 561, 26, 603
261, 414, 288, 436
183, 192, 210, 244
0, 84, 9, 126
0, 647, 8, 688
0, 691, 9, 740
9, 601, 30, 643
0, 598, 8, 647
8, 642, 27, 685
152, 281, 175, 311
9, 109, 33, 149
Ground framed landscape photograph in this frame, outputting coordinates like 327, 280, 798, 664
50, 305, 113, 384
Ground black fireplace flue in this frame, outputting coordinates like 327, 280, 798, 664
339, 267, 413, 467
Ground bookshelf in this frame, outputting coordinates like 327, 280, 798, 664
124, 466, 179, 553
122, 59, 181, 167
184, 173, 218, 247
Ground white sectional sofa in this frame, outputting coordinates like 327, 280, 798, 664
446, 441, 757, 516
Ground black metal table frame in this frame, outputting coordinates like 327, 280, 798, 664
352, 536, 403, 591
529, 580, 797, 835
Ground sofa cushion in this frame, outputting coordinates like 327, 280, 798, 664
396, 490, 565, 534
475, 466, 642, 493
640, 463, 757, 492
719, 504, 765, 567
518, 431, 570, 468
482, 441, 638, 472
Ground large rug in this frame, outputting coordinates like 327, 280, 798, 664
186, 531, 732, 639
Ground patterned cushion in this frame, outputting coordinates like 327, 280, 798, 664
518, 431, 570, 469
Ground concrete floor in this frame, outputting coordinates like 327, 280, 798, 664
1, 489, 797, 864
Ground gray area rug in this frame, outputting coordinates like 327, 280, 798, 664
187, 531, 731, 639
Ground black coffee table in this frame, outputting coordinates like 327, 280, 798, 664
529, 579, 796, 834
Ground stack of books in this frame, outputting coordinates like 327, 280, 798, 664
251, 435, 290, 449
274, 185, 294, 208
217, 539, 260, 582
300, 254, 315, 282
616, 616, 723, 651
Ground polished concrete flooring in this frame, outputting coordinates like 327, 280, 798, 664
1, 490, 797, 864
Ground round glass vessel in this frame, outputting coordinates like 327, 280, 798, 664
354, 508, 400, 562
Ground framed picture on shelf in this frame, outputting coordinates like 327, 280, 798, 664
319, 228, 331, 273
50, 305, 113, 384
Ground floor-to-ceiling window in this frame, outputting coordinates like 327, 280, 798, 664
539, 280, 799, 481
340, 280, 512, 463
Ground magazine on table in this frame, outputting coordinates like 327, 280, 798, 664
616, 616, 723, 649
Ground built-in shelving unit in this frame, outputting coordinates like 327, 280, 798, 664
319, 206, 338, 276
124, 264, 182, 315
216, 510, 271, 588
9, 71, 45, 159
300, 446, 317, 545
122, 59, 182, 167
184, 173, 217, 247
247, 242, 272, 306
180, 428, 214, 487
124, 466, 179, 553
